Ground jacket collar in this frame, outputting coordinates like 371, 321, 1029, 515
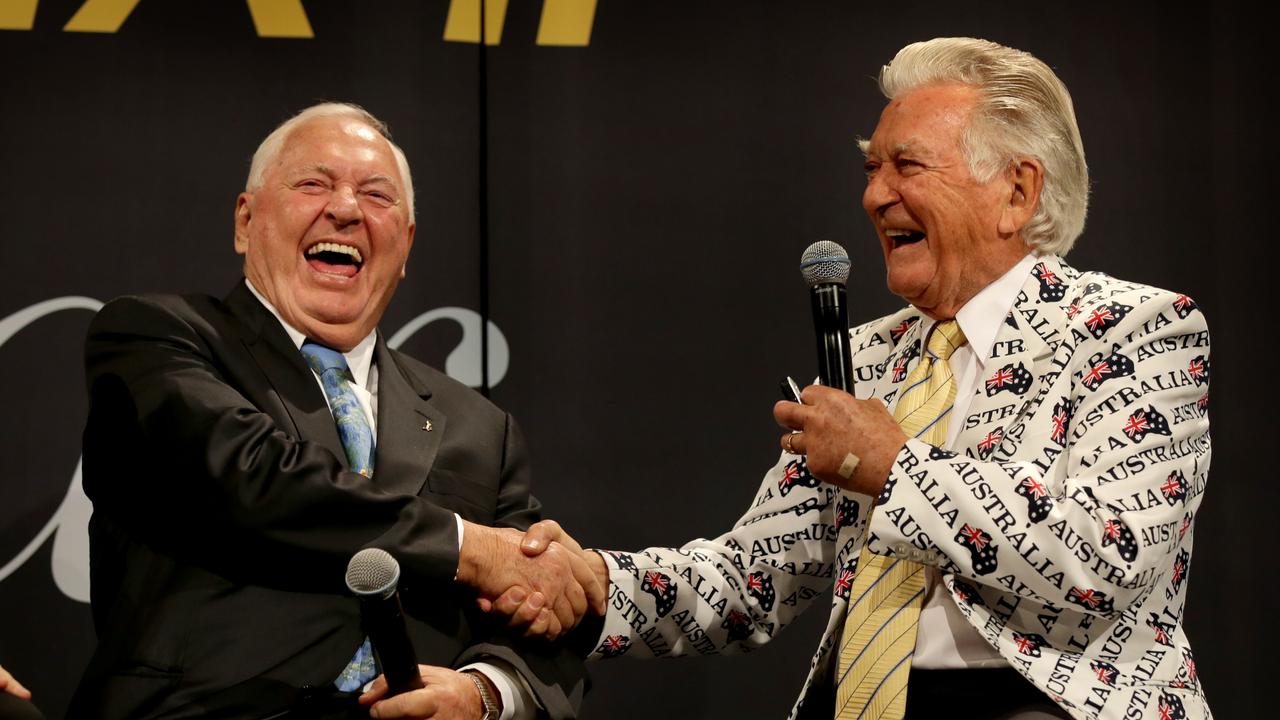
861, 254, 1077, 458
225, 281, 340, 456
953, 254, 1076, 458
224, 281, 443, 491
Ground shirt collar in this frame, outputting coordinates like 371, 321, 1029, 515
244, 279, 377, 389
920, 251, 1042, 365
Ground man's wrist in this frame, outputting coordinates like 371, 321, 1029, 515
463, 670, 502, 720
455, 521, 493, 587
585, 549, 610, 599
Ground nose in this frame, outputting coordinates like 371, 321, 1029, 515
325, 184, 363, 227
862, 170, 899, 218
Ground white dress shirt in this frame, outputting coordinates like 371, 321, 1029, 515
896, 251, 1042, 669
245, 281, 535, 719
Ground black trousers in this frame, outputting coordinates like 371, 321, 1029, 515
0, 693, 46, 720
802, 667, 1070, 719
903, 668, 1070, 720
169, 677, 365, 720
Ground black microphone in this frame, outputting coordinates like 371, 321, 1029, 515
799, 241, 853, 393
345, 548, 424, 696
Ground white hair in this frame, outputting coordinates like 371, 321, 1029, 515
246, 102, 415, 217
873, 38, 1089, 255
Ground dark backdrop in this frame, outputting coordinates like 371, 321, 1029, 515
0, 1, 1271, 717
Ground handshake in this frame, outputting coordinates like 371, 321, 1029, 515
456, 520, 610, 641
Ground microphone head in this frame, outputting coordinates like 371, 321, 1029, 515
346, 548, 400, 598
799, 241, 851, 287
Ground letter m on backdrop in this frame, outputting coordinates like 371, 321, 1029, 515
444, 0, 597, 46
1, 0, 599, 45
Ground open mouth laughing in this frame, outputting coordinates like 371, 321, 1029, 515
305, 241, 364, 279
885, 227, 926, 248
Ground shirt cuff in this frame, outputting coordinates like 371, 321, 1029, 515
453, 513, 464, 580
458, 660, 538, 720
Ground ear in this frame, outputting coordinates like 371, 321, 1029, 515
234, 193, 253, 256
400, 221, 416, 279
997, 158, 1044, 236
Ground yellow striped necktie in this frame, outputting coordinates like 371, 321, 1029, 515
834, 320, 966, 720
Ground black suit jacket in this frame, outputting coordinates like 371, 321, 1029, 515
69, 283, 585, 719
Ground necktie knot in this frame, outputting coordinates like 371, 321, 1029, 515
300, 340, 352, 379
926, 319, 967, 362
299, 339, 374, 478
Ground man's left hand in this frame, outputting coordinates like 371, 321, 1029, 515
773, 385, 907, 496
0, 664, 31, 700
359, 665, 490, 719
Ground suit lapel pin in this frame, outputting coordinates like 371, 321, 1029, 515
422, 420, 433, 432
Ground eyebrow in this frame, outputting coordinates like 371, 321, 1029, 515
894, 141, 941, 161
862, 140, 940, 163
296, 164, 397, 188
295, 163, 335, 178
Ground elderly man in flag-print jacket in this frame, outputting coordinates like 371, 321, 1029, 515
493, 38, 1212, 720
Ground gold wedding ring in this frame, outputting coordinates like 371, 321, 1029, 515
785, 431, 801, 455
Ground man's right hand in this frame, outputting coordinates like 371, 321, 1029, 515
456, 521, 606, 641
478, 520, 610, 638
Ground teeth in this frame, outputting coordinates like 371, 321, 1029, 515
885, 228, 916, 237
306, 242, 363, 263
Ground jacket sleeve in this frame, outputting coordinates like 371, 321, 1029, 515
867, 287, 1210, 618
453, 415, 589, 720
584, 316, 896, 660
83, 294, 462, 592
587, 451, 872, 660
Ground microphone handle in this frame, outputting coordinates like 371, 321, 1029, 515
811, 283, 853, 393
361, 591, 425, 695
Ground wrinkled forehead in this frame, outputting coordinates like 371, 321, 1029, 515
864, 84, 978, 156
277, 117, 402, 180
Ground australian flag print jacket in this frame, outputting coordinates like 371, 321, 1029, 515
589, 255, 1211, 720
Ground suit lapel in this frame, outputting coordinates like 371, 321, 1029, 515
224, 282, 349, 468
953, 256, 1066, 459
867, 314, 925, 410
372, 336, 445, 497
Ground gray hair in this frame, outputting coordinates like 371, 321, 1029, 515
872, 38, 1089, 255
246, 102, 415, 217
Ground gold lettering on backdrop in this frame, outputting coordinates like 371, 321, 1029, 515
245, 0, 313, 38
1, 0, 597, 44
443, 0, 510, 45
444, 0, 596, 46
536, 0, 596, 46
60, 0, 312, 36
62, 0, 139, 32
0, 0, 38, 30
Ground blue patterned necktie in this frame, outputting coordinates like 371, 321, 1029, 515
300, 341, 376, 478
299, 341, 379, 691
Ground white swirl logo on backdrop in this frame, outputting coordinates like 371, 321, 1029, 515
0, 299, 509, 604
387, 306, 509, 387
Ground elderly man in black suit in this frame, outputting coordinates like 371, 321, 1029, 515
69, 103, 603, 720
